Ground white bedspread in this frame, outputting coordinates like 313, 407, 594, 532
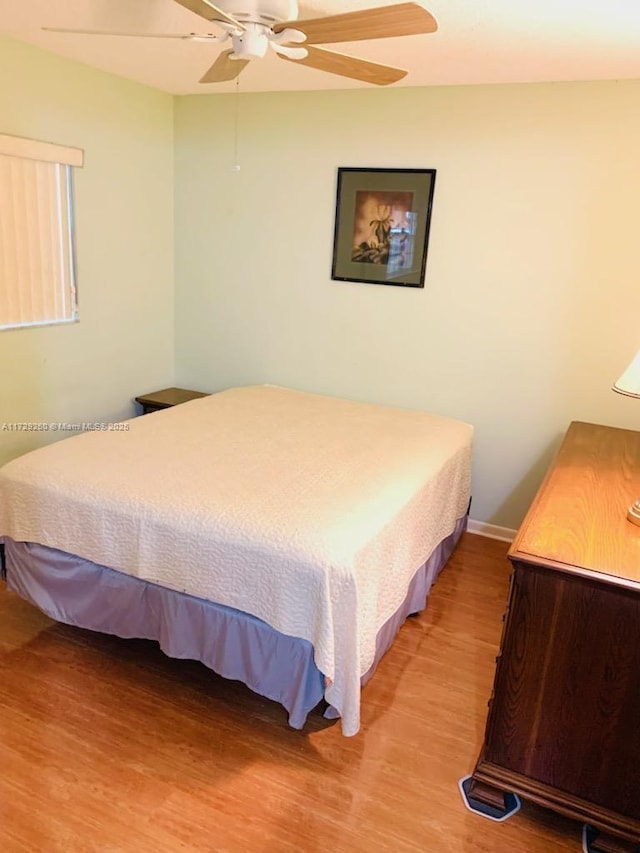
0, 385, 472, 734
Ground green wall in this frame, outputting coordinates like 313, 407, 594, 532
3, 35, 639, 529
173, 83, 640, 529
0, 37, 175, 466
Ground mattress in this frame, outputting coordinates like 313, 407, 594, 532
0, 384, 473, 734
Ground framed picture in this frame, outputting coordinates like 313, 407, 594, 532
331, 167, 436, 288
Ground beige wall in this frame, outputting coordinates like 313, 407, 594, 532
174, 82, 640, 529
0, 37, 174, 466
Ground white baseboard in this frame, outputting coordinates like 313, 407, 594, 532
467, 519, 516, 543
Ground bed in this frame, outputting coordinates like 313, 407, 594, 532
0, 385, 473, 735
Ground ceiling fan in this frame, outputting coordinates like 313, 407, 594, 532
43, 1, 438, 86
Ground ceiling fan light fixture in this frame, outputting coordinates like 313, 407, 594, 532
232, 23, 270, 58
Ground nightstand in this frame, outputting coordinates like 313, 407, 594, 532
134, 387, 209, 415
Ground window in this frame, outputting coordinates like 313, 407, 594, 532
0, 134, 83, 331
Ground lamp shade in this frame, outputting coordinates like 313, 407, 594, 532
613, 350, 640, 398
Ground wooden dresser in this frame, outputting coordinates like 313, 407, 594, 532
469, 421, 640, 853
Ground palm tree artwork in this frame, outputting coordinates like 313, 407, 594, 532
351, 190, 414, 267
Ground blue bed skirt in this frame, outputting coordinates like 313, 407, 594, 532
2, 514, 466, 730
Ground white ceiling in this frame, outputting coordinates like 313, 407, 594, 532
2, 0, 640, 95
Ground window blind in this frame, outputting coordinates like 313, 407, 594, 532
0, 134, 83, 331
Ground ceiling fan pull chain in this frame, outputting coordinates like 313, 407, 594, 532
233, 76, 241, 172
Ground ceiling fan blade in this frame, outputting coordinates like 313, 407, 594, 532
200, 49, 250, 83
274, 2, 437, 45
173, 0, 245, 31
43, 27, 219, 40
277, 45, 406, 86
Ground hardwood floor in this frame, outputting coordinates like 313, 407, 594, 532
0, 534, 583, 852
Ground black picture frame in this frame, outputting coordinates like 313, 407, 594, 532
331, 167, 436, 288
